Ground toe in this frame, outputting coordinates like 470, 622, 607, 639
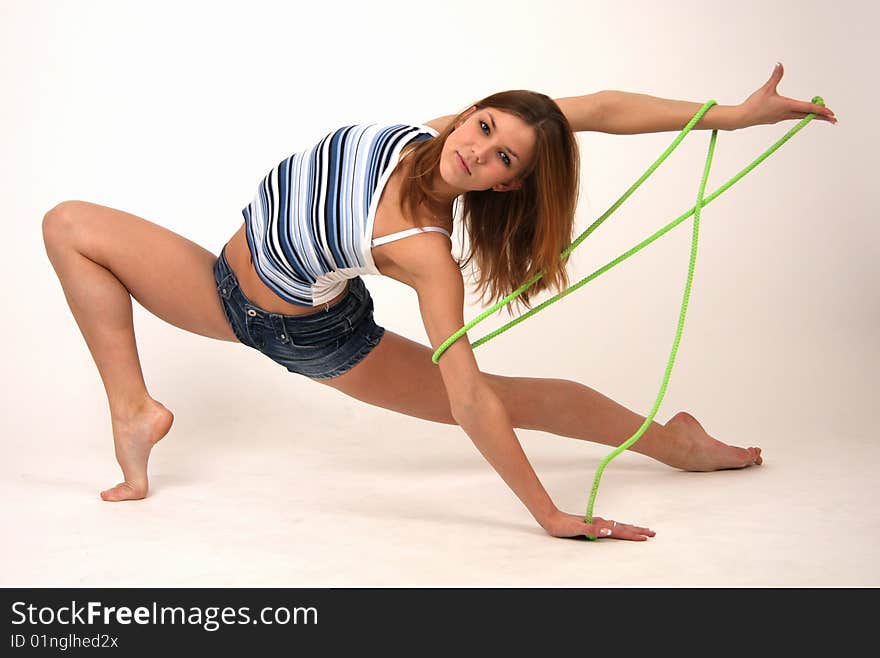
100, 484, 124, 502
100, 482, 146, 502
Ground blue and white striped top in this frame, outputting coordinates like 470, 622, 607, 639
242, 122, 451, 307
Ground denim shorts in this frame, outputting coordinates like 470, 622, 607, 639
213, 245, 385, 379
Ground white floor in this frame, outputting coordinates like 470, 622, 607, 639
4, 0, 876, 591
2, 341, 876, 588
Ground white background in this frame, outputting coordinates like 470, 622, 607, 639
1, 0, 876, 586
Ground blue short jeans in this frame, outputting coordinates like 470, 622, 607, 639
213, 245, 385, 380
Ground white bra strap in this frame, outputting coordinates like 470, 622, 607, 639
371, 226, 451, 247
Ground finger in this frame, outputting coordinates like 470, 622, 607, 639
609, 524, 648, 541
585, 517, 656, 540
589, 520, 653, 541
792, 99, 835, 119
767, 62, 784, 89
584, 523, 613, 539
790, 112, 836, 123
619, 522, 656, 535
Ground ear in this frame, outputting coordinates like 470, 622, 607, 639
493, 179, 523, 192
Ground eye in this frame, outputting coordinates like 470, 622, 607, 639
479, 120, 512, 167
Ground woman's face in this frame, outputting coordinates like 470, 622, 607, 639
441, 106, 537, 193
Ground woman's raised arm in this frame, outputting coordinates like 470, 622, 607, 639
555, 62, 836, 135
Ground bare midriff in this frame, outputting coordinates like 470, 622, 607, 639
223, 222, 350, 316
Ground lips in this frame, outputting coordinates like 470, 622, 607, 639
456, 152, 471, 175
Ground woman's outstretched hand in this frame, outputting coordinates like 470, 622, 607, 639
542, 510, 656, 541
738, 62, 837, 128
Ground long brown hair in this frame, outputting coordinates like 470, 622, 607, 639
397, 89, 580, 313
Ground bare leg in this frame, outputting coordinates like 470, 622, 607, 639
44, 243, 174, 501
42, 201, 239, 501
506, 378, 762, 471
319, 331, 761, 471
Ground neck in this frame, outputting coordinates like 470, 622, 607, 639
429, 166, 464, 208
400, 157, 460, 224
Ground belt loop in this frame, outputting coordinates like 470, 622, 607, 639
269, 314, 289, 343
218, 273, 234, 299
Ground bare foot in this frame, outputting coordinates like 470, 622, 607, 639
661, 411, 762, 471
100, 399, 174, 501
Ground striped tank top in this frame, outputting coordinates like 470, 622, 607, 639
242, 122, 451, 307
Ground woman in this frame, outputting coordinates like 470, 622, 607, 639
42, 63, 835, 541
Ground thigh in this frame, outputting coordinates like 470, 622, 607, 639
43, 200, 238, 342
316, 329, 519, 426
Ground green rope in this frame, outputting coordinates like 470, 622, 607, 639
432, 96, 826, 536
581, 109, 716, 539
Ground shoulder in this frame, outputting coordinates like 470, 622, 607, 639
399, 237, 464, 343
423, 115, 456, 134
379, 229, 457, 289
328, 122, 439, 142
409, 233, 460, 288
381, 223, 483, 406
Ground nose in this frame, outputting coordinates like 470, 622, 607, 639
471, 145, 489, 165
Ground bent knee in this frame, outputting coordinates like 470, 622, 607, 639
42, 200, 95, 251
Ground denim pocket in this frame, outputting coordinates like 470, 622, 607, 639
220, 300, 251, 346
285, 318, 353, 350
215, 279, 254, 347
243, 311, 268, 350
